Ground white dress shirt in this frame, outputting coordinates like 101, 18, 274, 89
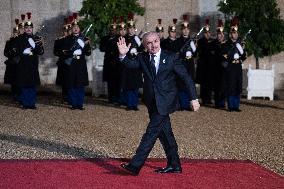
149, 49, 161, 74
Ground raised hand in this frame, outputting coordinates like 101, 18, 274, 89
117, 36, 131, 57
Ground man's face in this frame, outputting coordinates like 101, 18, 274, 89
68, 29, 72, 35
19, 27, 24, 34
204, 31, 210, 39
119, 28, 126, 36
72, 25, 80, 35
24, 26, 33, 35
13, 31, 18, 37
182, 27, 190, 37
158, 31, 164, 39
110, 29, 117, 35
63, 31, 68, 37
231, 31, 238, 40
127, 27, 136, 36
217, 32, 224, 42
143, 33, 161, 54
169, 31, 176, 39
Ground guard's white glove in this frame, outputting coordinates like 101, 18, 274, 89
222, 61, 228, 68
191, 99, 200, 112
234, 53, 240, 60
134, 36, 141, 46
28, 38, 36, 49
236, 43, 244, 55
186, 51, 193, 58
77, 39, 85, 48
73, 49, 82, 55
190, 41, 196, 52
130, 48, 138, 55
23, 48, 32, 55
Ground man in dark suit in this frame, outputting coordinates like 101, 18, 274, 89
117, 32, 200, 175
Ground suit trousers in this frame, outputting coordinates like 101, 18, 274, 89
129, 103, 181, 170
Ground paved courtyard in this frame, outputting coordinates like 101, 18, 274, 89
0, 93, 283, 176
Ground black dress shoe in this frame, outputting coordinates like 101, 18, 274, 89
77, 106, 85, 110
234, 108, 242, 112
70, 106, 77, 110
22, 105, 37, 110
29, 105, 37, 109
120, 163, 140, 176
154, 166, 182, 174
132, 106, 139, 111
22, 106, 29, 110
215, 105, 225, 109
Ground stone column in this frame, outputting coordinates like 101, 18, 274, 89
0, 0, 12, 83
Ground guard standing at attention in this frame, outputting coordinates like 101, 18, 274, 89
12, 12, 44, 109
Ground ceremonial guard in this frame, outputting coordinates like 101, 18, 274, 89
111, 16, 127, 106
156, 19, 164, 41
60, 13, 92, 110
161, 18, 179, 53
196, 19, 214, 105
12, 12, 44, 109
175, 15, 197, 110
54, 17, 72, 103
222, 17, 246, 112
120, 13, 143, 111
3, 18, 20, 101
99, 17, 120, 104
18, 14, 26, 35
210, 19, 227, 108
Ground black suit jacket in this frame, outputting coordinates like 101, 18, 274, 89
122, 49, 197, 115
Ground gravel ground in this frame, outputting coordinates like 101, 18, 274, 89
0, 93, 283, 176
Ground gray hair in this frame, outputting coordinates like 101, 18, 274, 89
142, 31, 159, 45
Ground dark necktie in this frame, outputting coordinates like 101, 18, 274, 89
150, 54, 156, 76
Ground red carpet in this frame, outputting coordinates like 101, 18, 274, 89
0, 159, 283, 189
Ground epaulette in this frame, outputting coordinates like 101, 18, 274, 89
221, 40, 227, 44
57, 36, 65, 40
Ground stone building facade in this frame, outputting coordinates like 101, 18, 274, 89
0, 0, 284, 98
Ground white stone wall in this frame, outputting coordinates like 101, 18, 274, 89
0, 0, 73, 85
0, 0, 13, 84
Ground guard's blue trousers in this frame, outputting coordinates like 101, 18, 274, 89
121, 89, 139, 107
227, 95, 240, 110
68, 87, 85, 108
20, 87, 37, 107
